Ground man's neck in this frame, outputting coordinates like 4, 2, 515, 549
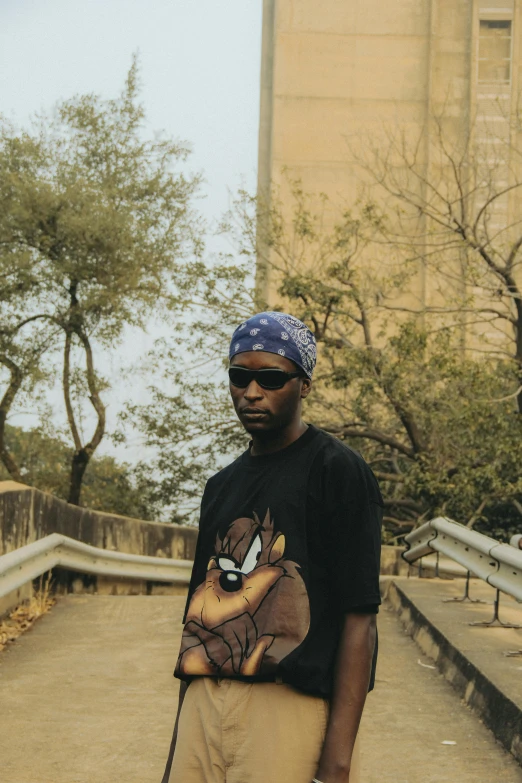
250, 420, 308, 457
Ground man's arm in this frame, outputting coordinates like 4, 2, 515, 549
315, 613, 377, 783
160, 680, 188, 783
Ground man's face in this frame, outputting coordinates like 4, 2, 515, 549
229, 351, 311, 434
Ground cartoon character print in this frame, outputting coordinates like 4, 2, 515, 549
175, 510, 310, 678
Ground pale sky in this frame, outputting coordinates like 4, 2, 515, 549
0, 0, 263, 457
0, 0, 262, 223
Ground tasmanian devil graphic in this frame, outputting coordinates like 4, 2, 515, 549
175, 510, 310, 677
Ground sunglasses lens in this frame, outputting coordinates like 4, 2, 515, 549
228, 368, 251, 387
257, 370, 287, 389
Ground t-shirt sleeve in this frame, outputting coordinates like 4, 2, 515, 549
319, 449, 383, 611
349, 604, 380, 614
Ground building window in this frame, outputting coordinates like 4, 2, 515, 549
478, 20, 512, 83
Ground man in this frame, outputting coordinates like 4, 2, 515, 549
162, 312, 382, 783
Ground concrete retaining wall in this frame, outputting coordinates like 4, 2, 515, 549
0, 481, 198, 560
0, 481, 198, 613
1, 480, 409, 569
0, 481, 416, 613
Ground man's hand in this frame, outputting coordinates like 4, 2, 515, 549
315, 612, 376, 783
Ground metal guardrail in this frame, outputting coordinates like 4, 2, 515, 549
511, 534, 522, 550
0, 533, 192, 599
403, 517, 522, 602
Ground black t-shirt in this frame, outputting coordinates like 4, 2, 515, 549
174, 424, 383, 698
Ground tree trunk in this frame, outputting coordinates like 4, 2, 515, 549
0, 356, 23, 482
62, 285, 106, 506
67, 448, 90, 505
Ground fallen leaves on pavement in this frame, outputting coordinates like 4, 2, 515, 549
0, 572, 56, 652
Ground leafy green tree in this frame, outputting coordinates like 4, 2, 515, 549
318, 325, 522, 542
0, 325, 57, 483
0, 424, 159, 520
256, 184, 522, 540
115, 226, 256, 524
127, 182, 522, 538
118, 341, 248, 524
0, 55, 201, 505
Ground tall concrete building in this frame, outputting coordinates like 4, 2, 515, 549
257, 0, 521, 304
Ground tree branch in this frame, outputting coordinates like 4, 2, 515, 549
76, 325, 106, 456
63, 330, 82, 452
322, 424, 415, 459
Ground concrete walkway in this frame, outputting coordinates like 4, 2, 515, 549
0, 592, 521, 783
0, 595, 182, 783
361, 599, 522, 782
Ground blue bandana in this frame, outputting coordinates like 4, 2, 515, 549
229, 312, 317, 378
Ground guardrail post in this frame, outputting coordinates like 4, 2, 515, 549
443, 571, 486, 604
469, 588, 522, 629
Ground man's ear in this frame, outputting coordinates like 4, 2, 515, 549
300, 378, 312, 399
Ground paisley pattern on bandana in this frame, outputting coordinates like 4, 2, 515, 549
229, 312, 317, 378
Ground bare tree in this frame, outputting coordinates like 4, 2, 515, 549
356, 113, 522, 412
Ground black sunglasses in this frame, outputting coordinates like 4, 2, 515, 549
228, 366, 303, 390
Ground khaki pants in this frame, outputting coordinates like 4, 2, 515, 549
169, 677, 360, 783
